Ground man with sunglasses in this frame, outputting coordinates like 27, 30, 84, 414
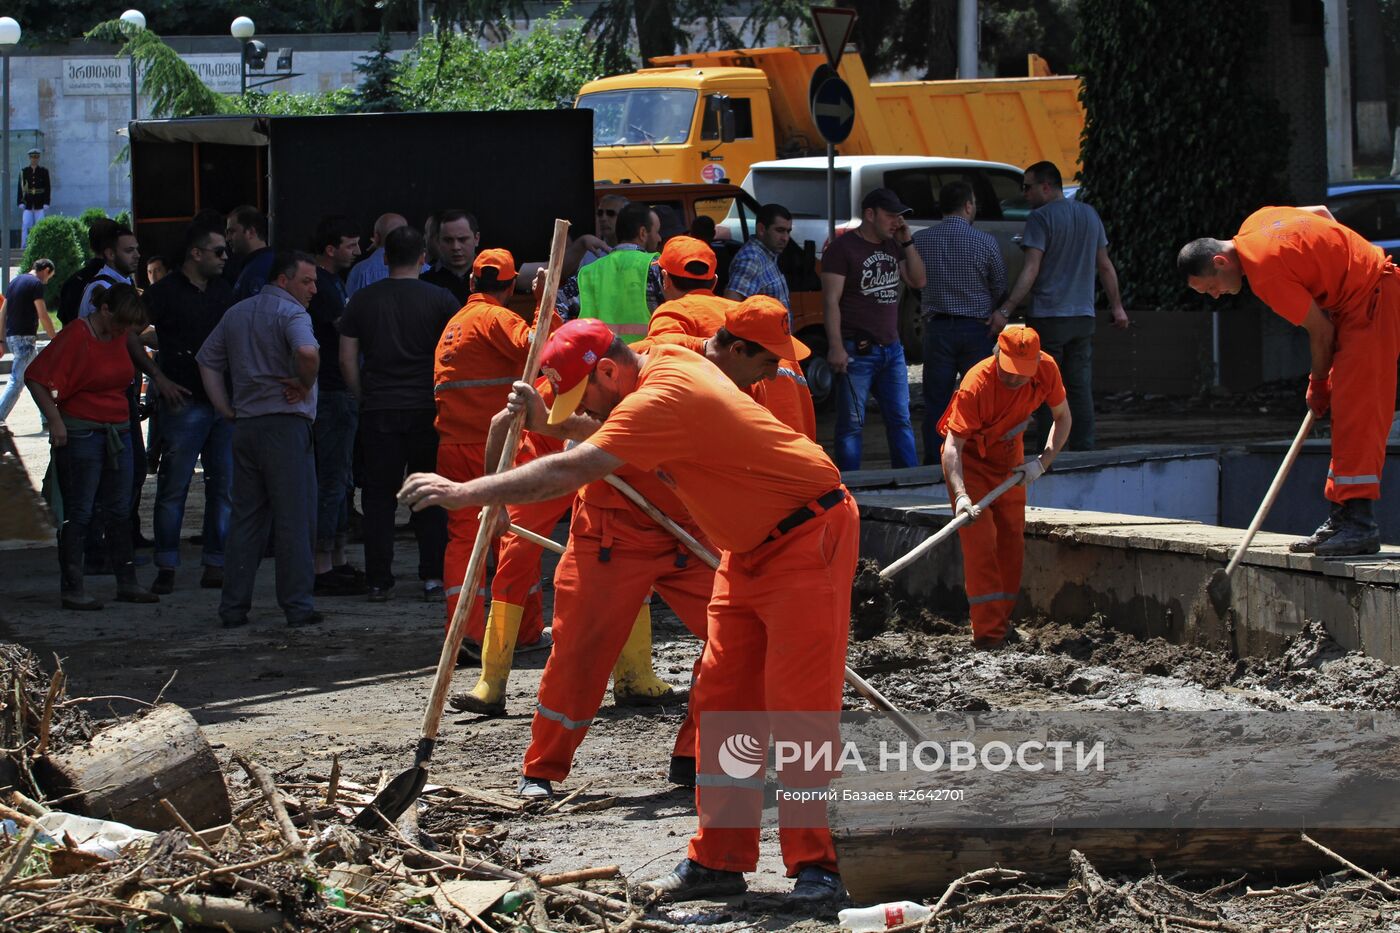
143, 221, 237, 593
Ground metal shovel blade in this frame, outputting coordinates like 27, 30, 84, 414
352, 763, 428, 830
1206, 567, 1233, 615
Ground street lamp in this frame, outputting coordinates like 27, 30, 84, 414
119, 9, 145, 122
0, 16, 20, 291
231, 16, 255, 95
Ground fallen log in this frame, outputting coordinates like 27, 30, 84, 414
137, 892, 284, 932
34, 703, 230, 832
830, 710, 1400, 902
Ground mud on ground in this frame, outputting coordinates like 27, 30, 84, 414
5, 538, 1400, 930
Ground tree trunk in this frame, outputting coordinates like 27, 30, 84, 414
633, 0, 676, 66
36, 703, 230, 832
1353, 0, 1389, 159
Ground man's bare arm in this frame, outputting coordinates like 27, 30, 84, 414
35, 299, 55, 339
1040, 400, 1073, 467
1301, 302, 1335, 379
400, 442, 622, 511
339, 335, 361, 400
1000, 247, 1043, 315
1298, 205, 1338, 222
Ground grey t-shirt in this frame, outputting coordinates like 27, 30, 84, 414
196, 284, 319, 420
1021, 198, 1107, 318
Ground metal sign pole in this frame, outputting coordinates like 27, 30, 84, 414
2, 52, 10, 291
827, 141, 836, 249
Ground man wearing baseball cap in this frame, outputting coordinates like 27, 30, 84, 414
432, 248, 571, 715
400, 318, 858, 904
938, 324, 1072, 648
820, 187, 925, 471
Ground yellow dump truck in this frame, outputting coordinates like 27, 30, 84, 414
575, 45, 1084, 186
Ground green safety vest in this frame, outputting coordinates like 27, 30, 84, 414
577, 248, 656, 343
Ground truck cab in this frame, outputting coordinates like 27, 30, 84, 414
577, 68, 774, 187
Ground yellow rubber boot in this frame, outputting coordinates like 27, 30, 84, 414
451, 600, 523, 716
612, 604, 680, 707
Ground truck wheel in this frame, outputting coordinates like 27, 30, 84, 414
899, 289, 924, 365
800, 332, 834, 412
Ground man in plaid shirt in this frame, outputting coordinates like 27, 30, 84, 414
725, 203, 792, 309
913, 181, 1008, 463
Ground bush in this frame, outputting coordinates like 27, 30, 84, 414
19, 216, 87, 305
114, 210, 131, 230
79, 207, 109, 230
1074, 0, 1288, 308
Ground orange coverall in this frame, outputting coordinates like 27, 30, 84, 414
1234, 206, 1400, 503
434, 293, 571, 644
588, 344, 856, 878
938, 354, 1065, 643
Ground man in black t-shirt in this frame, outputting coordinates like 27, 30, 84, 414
143, 224, 236, 593
339, 225, 458, 600
307, 215, 368, 597
0, 259, 57, 421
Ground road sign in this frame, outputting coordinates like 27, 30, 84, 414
811, 76, 855, 145
811, 6, 857, 70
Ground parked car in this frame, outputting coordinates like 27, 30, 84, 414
1326, 180, 1400, 251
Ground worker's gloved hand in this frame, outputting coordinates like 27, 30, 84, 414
1014, 457, 1046, 486
954, 494, 982, 523
1306, 376, 1332, 417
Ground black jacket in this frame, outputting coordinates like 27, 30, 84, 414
19, 166, 50, 210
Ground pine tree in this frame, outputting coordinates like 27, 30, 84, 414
354, 32, 403, 113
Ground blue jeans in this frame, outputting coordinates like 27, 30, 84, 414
921, 316, 996, 464
0, 335, 37, 421
833, 339, 919, 471
314, 390, 358, 552
55, 425, 133, 530
1026, 315, 1095, 450
153, 399, 233, 569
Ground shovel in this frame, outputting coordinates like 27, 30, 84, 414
600, 474, 931, 743
879, 473, 1023, 580
353, 218, 570, 831
1207, 411, 1315, 614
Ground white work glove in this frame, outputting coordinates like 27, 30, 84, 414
1014, 457, 1046, 486
954, 494, 982, 522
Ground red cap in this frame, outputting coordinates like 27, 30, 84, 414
725, 296, 810, 361
540, 319, 615, 425
997, 325, 1041, 377
472, 248, 517, 286
658, 236, 717, 279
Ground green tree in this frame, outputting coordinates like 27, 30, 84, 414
1075, 0, 1287, 307
354, 31, 404, 112
85, 20, 227, 119
20, 217, 87, 305
396, 9, 598, 111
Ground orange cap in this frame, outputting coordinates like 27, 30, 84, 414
658, 236, 717, 279
997, 324, 1041, 377
725, 296, 810, 361
472, 248, 517, 285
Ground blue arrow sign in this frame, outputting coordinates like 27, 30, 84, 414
811, 76, 855, 145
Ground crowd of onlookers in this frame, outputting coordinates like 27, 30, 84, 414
0, 157, 1122, 622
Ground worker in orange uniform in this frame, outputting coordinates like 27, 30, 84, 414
940, 325, 1071, 648
487, 290, 815, 798
432, 248, 571, 716
399, 318, 856, 904
1179, 206, 1399, 556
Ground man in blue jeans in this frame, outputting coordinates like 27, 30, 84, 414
143, 222, 236, 593
821, 188, 925, 471
0, 258, 57, 422
914, 181, 1008, 463
999, 161, 1128, 451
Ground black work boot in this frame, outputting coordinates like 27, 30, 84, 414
59, 523, 103, 611
1314, 500, 1381, 557
1290, 502, 1346, 553
643, 858, 747, 900
110, 520, 160, 603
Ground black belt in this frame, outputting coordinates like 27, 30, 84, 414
769, 488, 847, 540
923, 312, 988, 321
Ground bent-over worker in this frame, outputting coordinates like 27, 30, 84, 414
941, 325, 1070, 648
398, 318, 857, 904
1179, 206, 1398, 556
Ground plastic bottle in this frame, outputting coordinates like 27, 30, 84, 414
498, 890, 531, 914
838, 901, 933, 931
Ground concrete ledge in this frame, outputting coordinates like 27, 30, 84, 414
857, 493, 1400, 666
